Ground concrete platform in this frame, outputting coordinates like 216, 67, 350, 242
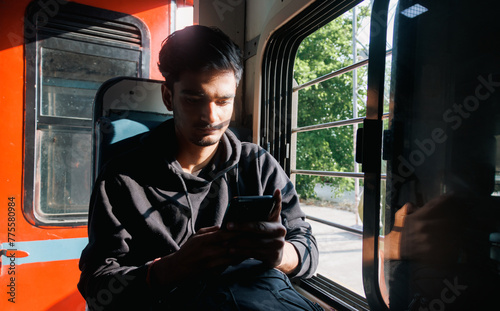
300, 204, 365, 296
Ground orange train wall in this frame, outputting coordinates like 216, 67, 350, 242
0, 0, 175, 309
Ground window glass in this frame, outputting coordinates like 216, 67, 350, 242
36, 127, 91, 215
24, 2, 148, 224
292, 0, 397, 297
382, 0, 500, 309
41, 83, 98, 120
41, 48, 138, 119
496, 134, 500, 195
36, 50, 140, 218
295, 75, 367, 127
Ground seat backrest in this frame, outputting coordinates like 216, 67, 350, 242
92, 77, 172, 183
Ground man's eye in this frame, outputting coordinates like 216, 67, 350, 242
217, 100, 232, 105
186, 97, 201, 104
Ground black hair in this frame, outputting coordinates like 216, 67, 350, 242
158, 25, 243, 90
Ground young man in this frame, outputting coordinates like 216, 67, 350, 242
78, 25, 319, 310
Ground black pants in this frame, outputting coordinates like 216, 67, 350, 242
159, 259, 324, 311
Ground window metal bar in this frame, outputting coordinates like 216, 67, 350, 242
361, 0, 391, 309
42, 77, 103, 90
37, 116, 92, 127
292, 170, 364, 178
293, 117, 365, 134
299, 274, 370, 310
293, 113, 389, 134
292, 169, 386, 180
292, 49, 392, 92
306, 215, 363, 235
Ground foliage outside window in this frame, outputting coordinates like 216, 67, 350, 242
293, 5, 371, 200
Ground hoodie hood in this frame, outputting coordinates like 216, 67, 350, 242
142, 118, 241, 183
138, 118, 242, 233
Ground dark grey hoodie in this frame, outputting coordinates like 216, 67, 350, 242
78, 119, 318, 310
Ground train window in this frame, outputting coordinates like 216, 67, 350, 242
261, 0, 396, 308
24, 2, 150, 225
292, 0, 396, 298
263, 0, 500, 309
40, 48, 138, 118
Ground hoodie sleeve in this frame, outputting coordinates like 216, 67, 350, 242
246, 145, 319, 279
78, 173, 159, 310
280, 180, 319, 279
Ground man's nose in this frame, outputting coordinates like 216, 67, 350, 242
201, 101, 217, 124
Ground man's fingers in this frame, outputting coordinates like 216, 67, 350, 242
196, 225, 220, 234
230, 221, 286, 237
229, 236, 285, 251
269, 189, 282, 222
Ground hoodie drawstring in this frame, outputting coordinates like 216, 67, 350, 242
176, 173, 196, 233
233, 164, 240, 197
176, 162, 240, 235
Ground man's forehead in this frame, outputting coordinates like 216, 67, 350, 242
180, 89, 235, 98
175, 70, 237, 94
177, 69, 236, 83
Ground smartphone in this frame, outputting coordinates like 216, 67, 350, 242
221, 195, 276, 229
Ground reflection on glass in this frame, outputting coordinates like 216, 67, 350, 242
36, 47, 139, 218
382, 0, 500, 309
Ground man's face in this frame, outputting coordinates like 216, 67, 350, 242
162, 69, 236, 148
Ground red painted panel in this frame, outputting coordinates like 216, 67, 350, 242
0, 1, 173, 309
1, 260, 85, 310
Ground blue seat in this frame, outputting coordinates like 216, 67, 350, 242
92, 77, 172, 183
92, 76, 253, 185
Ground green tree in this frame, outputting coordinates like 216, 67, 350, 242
293, 7, 369, 200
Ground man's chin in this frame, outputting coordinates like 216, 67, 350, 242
193, 136, 221, 147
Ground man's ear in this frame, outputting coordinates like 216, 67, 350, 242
161, 83, 173, 111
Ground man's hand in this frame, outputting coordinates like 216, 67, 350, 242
150, 189, 301, 288
150, 225, 241, 287
225, 189, 300, 274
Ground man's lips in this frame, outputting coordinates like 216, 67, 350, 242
194, 120, 230, 133
197, 127, 219, 134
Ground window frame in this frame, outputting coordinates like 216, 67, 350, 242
260, 0, 391, 309
24, 1, 150, 226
